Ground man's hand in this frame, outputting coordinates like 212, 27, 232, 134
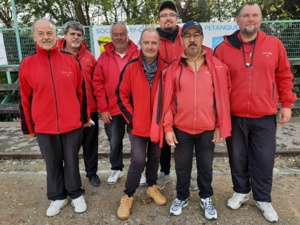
165, 131, 178, 147
212, 128, 221, 144
101, 112, 112, 124
278, 108, 292, 124
25, 133, 35, 138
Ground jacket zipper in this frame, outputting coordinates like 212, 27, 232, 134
48, 53, 60, 133
247, 67, 252, 117
193, 61, 197, 133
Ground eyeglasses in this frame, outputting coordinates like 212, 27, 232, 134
159, 13, 178, 18
182, 32, 203, 40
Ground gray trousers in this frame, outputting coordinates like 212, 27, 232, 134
36, 127, 84, 200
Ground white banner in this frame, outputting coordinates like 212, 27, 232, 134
92, 22, 239, 59
0, 31, 8, 65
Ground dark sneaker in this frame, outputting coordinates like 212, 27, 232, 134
200, 197, 218, 220
170, 198, 189, 216
89, 174, 101, 187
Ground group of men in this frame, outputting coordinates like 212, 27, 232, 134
19, 1, 296, 223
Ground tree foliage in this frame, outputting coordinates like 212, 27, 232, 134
1, 0, 300, 28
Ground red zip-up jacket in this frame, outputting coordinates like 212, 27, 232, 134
214, 30, 297, 118
19, 43, 89, 135
116, 53, 169, 137
92, 40, 139, 116
151, 46, 231, 147
158, 25, 184, 63
58, 39, 97, 112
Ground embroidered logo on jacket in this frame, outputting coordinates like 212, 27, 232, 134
215, 65, 223, 71
262, 52, 273, 57
62, 71, 73, 77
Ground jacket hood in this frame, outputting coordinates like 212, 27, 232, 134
223, 30, 267, 49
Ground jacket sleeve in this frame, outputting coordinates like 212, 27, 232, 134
19, 60, 34, 134
92, 55, 109, 113
115, 65, 133, 124
275, 39, 297, 108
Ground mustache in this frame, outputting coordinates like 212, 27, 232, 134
71, 39, 80, 43
188, 42, 197, 47
42, 39, 52, 44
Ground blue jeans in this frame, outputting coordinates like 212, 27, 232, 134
104, 114, 126, 171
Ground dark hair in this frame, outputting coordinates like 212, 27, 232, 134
63, 21, 85, 35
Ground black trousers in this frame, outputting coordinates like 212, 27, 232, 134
36, 128, 84, 200
174, 127, 214, 200
159, 143, 171, 175
82, 112, 99, 179
226, 115, 277, 202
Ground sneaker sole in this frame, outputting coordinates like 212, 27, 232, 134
170, 201, 189, 216
227, 195, 249, 210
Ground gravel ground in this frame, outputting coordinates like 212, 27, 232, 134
0, 157, 299, 225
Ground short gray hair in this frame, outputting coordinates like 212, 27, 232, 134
32, 18, 56, 34
110, 21, 130, 38
140, 27, 159, 39
63, 21, 85, 35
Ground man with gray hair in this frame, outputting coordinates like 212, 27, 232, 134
92, 22, 140, 185
19, 18, 89, 217
58, 21, 100, 187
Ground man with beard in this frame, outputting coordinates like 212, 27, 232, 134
156, 0, 199, 191
214, 2, 297, 223
92, 22, 141, 185
19, 19, 90, 216
158, 21, 231, 219
58, 21, 100, 187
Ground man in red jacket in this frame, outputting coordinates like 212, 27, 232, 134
161, 21, 231, 220
115, 27, 168, 220
92, 22, 141, 185
19, 19, 90, 217
58, 21, 100, 187
156, 0, 194, 191
214, 2, 297, 223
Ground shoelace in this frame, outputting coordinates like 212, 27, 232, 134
258, 202, 273, 213
121, 197, 130, 208
204, 198, 214, 211
173, 199, 183, 207
111, 171, 118, 178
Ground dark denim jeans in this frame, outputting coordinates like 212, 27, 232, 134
124, 132, 161, 197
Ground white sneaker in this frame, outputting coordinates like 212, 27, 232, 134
46, 199, 68, 217
255, 201, 279, 222
170, 198, 189, 216
71, 195, 87, 213
107, 170, 124, 184
200, 197, 218, 220
140, 172, 146, 186
227, 192, 249, 210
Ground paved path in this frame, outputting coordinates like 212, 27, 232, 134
0, 119, 300, 159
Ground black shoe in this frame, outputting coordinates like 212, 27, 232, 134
89, 174, 101, 187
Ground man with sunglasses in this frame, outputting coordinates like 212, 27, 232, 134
156, 21, 231, 219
